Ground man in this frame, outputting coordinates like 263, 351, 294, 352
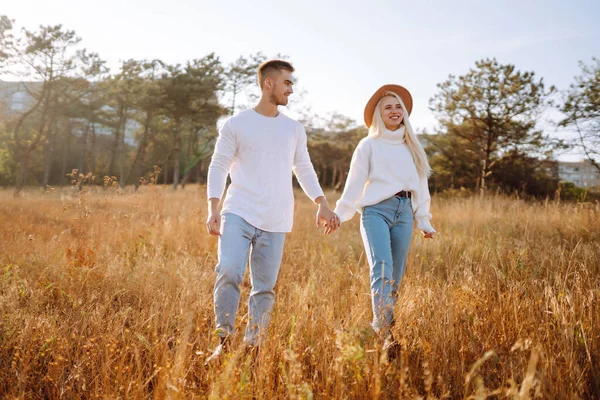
206, 59, 339, 359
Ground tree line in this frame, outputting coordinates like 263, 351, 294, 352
0, 16, 598, 198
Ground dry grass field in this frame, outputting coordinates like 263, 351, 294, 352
0, 183, 599, 399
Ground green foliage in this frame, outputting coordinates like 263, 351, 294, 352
555, 181, 598, 201
0, 15, 14, 70
492, 151, 559, 197
560, 58, 600, 172
0, 134, 15, 186
0, 16, 593, 197
430, 58, 554, 192
1, 16, 229, 190
4, 22, 108, 192
225, 52, 266, 115
425, 130, 480, 192
306, 116, 367, 189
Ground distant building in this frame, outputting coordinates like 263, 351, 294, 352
0, 81, 42, 115
558, 160, 600, 189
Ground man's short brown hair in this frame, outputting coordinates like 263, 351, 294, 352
257, 59, 294, 89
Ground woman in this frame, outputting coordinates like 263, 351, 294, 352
334, 84, 435, 348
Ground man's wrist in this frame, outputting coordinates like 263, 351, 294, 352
208, 198, 220, 213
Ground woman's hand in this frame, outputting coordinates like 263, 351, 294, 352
422, 231, 434, 239
315, 197, 340, 235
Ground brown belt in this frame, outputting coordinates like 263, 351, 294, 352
394, 190, 411, 198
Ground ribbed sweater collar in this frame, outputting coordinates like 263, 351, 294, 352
379, 125, 406, 144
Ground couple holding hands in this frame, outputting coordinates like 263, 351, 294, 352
205, 59, 435, 360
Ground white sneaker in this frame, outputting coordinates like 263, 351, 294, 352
205, 338, 230, 365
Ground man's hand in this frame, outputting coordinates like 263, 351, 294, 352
315, 196, 340, 235
206, 198, 221, 236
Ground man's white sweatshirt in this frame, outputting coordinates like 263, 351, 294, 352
207, 109, 324, 233
334, 126, 435, 233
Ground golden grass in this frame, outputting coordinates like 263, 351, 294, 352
0, 185, 599, 399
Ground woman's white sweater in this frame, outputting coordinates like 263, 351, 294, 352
334, 126, 435, 233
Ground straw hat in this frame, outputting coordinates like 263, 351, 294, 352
363, 84, 413, 128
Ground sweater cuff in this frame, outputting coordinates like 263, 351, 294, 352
334, 202, 358, 223
206, 186, 224, 201
308, 188, 325, 203
415, 216, 436, 233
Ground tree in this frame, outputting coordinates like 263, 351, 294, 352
39, 53, 108, 189
225, 52, 265, 115
430, 58, 554, 193
76, 63, 111, 176
0, 15, 14, 71
162, 54, 225, 190
104, 60, 140, 186
125, 59, 165, 189
9, 24, 104, 194
424, 128, 480, 192
560, 58, 600, 172
306, 114, 366, 189
180, 57, 227, 187
492, 150, 558, 197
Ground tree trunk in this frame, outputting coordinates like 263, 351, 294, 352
182, 127, 202, 189
330, 165, 337, 188
14, 151, 31, 196
79, 121, 90, 174
479, 158, 487, 196
89, 120, 97, 174
133, 143, 148, 191
108, 104, 125, 177
42, 117, 60, 189
108, 129, 118, 176
42, 142, 53, 189
60, 129, 71, 187
14, 118, 50, 195
163, 153, 171, 186
127, 111, 152, 188
196, 160, 203, 184
13, 85, 52, 196
181, 170, 191, 189
118, 107, 128, 188
335, 166, 345, 190
172, 119, 182, 190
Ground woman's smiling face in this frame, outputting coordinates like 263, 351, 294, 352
380, 95, 404, 130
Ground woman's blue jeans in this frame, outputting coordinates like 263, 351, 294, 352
360, 196, 413, 332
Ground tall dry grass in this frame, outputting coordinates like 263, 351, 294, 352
0, 183, 598, 399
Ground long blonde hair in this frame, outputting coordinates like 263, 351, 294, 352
369, 91, 431, 177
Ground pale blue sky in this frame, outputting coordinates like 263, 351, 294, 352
4, 0, 599, 152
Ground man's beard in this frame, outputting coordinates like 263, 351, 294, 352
270, 90, 288, 106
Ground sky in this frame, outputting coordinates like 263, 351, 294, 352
3, 0, 600, 159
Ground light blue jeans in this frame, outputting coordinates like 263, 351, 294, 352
213, 213, 286, 346
360, 196, 414, 332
